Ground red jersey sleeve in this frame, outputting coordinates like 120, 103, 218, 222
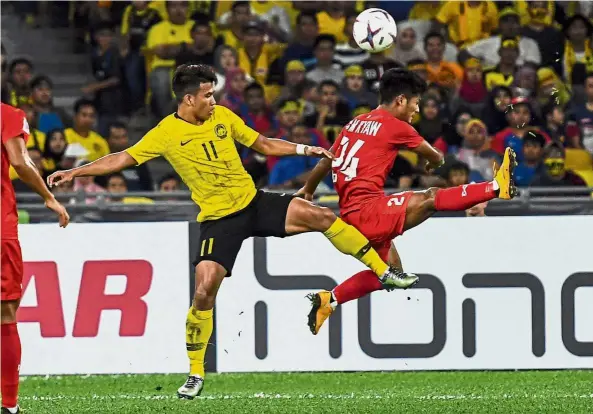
387, 119, 424, 149
1, 104, 30, 144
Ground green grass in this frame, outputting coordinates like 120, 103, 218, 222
20, 371, 593, 413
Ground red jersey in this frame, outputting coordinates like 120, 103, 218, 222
332, 108, 424, 215
1, 103, 30, 239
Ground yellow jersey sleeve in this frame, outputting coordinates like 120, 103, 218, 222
126, 126, 169, 165
220, 106, 259, 147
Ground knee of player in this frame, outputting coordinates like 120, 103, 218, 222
313, 206, 338, 231
194, 262, 220, 298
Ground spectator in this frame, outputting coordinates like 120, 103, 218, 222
567, 73, 593, 153
536, 67, 571, 108
361, 50, 401, 93
341, 65, 377, 113
65, 99, 109, 162
456, 57, 488, 114
145, 1, 193, 117
120, 1, 162, 112
424, 32, 463, 90
250, 0, 292, 42
219, 1, 252, 50
481, 85, 513, 134
304, 80, 350, 144
491, 97, 551, 160
7, 58, 33, 107
335, 12, 369, 67
455, 118, 501, 182
18, 102, 46, 151
409, 1, 441, 21
513, 63, 538, 99
407, 58, 428, 83
465, 8, 541, 68
542, 102, 569, 146
175, 20, 219, 68
105, 173, 154, 204
219, 67, 248, 114
73, 160, 106, 204
531, 142, 587, 187
444, 160, 470, 187
41, 128, 68, 177
240, 83, 277, 137
237, 20, 286, 102
159, 173, 182, 192
561, 14, 593, 86
515, 131, 546, 186
95, 122, 154, 191
316, 3, 347, 44
83, 22, 124, 136
30, 75, 71, 134
212, 45, 239, 94
521, 1, 564, 73
414, 94, 445, 144
281, 11, 319, 68
434, 109, 473, 154
434, 1, 498, 48
273, 60, 307, 106
269, 123, 332, 189
484, 38, 520, 91
275, 98, 302, 138
306, 35, 344, 84
389, 23, 426, 67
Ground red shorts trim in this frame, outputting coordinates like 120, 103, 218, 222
342, 191, 414, 259
1, 239, 23, 301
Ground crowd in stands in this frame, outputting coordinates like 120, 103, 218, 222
2, 0, 593, 210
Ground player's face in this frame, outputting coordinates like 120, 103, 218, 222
191, 83, 216, 121
399, 95, 420, 123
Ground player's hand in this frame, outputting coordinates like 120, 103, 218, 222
47, 170, 76, 187
45, 197, 70, 228
294, 187, 314, 201
305, 146, 334, 159
424, 160, 443, 174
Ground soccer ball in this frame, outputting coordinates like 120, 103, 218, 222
353, 8, 398, 53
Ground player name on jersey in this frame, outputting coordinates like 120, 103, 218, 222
344, 119, 383, 137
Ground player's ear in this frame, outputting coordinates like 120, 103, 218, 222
396, 94, 406, 107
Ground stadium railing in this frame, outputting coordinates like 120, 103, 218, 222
15, 187, 593, 223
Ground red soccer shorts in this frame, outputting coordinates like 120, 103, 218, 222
342, 191, 414, 260
1, 239, 24, 301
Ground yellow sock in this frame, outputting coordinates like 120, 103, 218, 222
323, 218, 388, 277
185, 306, 213, 377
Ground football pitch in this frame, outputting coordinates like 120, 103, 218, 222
20, 370, 593, 413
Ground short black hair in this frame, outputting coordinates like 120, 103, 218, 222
108, 121, 127, 131
379, 68, 427, 104
172, 64, 217, 103
106, 172, 127, 184
73, 98, 96, 114
232, 1, 249, 11
159, 173, 182, 187
296, 11, 318, 26
314, 34, 336, 49
191, 20, 211, 33
523, 130, 546, 147
318, 79, 339, 92
30, 75, 53, 89
244, 82, 264, 96
448, 160, 470, 176
542, 101, 563, 119
9, 58, 33, 73
424, 31, 445, 48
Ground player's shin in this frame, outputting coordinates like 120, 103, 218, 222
323, 218, 389, 277
1, 323, 21, 410
434, 182, 497, 211
185, 306, 213, 378
333, 271, 383, 304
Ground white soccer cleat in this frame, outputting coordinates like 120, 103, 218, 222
177, 375, 204, 399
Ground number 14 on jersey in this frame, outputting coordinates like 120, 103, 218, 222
332, 136, 365, 182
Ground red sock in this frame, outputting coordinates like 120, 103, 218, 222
333, 270, 383, 305
434, 182, 496, 211
1, 323, 21, 408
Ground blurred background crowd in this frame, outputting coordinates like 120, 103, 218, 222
2, 0, 593, 214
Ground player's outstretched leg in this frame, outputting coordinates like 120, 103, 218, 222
177, 261, 225, 400
404, 147, 518, 231
285, 198, 417, 289
308, 243, 416, 335
1, 300, 22, 414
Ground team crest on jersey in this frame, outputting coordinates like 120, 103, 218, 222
214, 124, 228, 139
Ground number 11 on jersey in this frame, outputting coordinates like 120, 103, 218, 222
332, 136, 365, 182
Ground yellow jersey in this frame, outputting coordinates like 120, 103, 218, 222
435, 1, 498, 47
126, 105, 260, 221
146, 20, 193, 70
64, 128, 110, 162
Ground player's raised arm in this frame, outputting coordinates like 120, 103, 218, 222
250, 134, 334, 159
411, 140, 444, 172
